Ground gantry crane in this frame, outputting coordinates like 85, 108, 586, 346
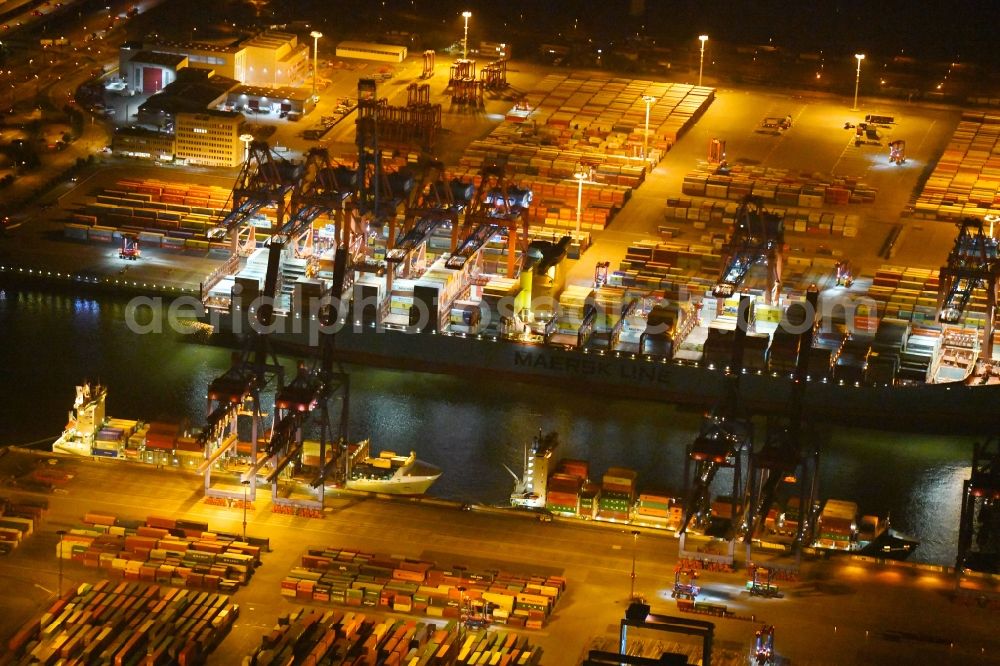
384, 159, 470, 293
220, 140, 300, 256
241, 241, 351, 507
387, 159, 465, 261
199, 237, 286, 500
448, 162, 532, 278
957, 437, 1000, 573
714, 196, 784, 304
739, 287, 821, 561
937, 217, 1000, 360
678, 295, 754, 544
280, 147, 355, 261
355, 78, 406, 223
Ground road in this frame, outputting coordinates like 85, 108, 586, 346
1, 448, 998, 665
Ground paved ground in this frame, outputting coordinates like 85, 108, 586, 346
1, 448, 998, 665
1, 60, 967, 302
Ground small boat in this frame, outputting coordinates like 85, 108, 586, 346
344, 440, 441, 495
858, 522, 920, 560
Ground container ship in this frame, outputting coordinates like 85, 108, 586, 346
342, 439, 442, 495
206, 242, 1000, 433
506, 432, 919, 559
507, 431, 684, 529
50, 383, 441, 495
51, 382, 199, 467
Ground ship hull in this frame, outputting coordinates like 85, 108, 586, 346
346, 475, 439, 495
213, 311, 1000, 433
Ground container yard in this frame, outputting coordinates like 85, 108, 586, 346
246, 608, 544, 666
910, 111, 1000, 222
64, 178, 234, 252
61, 513, 264, 592
0, 446, 999, 666
283, 547, 565, 630
3, 581, 240, 665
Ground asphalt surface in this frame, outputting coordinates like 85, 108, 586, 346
1, 448, 999, 665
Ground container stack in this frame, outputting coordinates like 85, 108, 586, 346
0, 498, 46, 555
866, 318, 910, 385
593, 287, 626, 332
899, 325, 940, 381
557, 285, 594, 336
248, 608, 544, 666
282, 547, 566, 630
93, 425, 126, 457
5, 580, 239, 664
67, 177, 234, 252
810, 330, 844, 378
681, 165, 876, 208
545, 473, 582, 515
635, 492, 673, 528
711, 495, 741, 522
912, 111, 1000, 222
458, 74, 714, 234
768, 327, 800, 374
144, 422, 179, 452
578, 482, 600, 520
867, 266, 944, 324
599, 467, 637, 521
663, 196, 861, 239
59, 513, 262, 592
614, 239, 721, 297
481, 277, 521, 329
816, 499, 858, 549
834, 337, 871, 384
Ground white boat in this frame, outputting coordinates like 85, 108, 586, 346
345, 440, 441, 495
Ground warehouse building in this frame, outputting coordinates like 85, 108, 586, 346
240, 31, 310, 87
137, 69, 239, 128
120, 40, 244, 93
121, 51, 188, 94
224, 84, 314, 118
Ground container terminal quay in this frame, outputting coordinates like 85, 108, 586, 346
0, 447, 999, 666
3, 68, 1000, 430
3, 5, 1000, 663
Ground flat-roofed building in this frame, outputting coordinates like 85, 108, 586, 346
175, 110, 245, 168
121, 51, 188, 94
240, 31, 309, 87
137, 68, 239, 128
141, 39, 245, 81
225, 84, 314, 118
111, 126, 175, 160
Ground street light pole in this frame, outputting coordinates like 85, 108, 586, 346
698, 35, 709, 87
574, 167, 589, 235
242, 479, 250, 541
852, 53, 865, 111
310, 31, 323, 100
629, 530, 639, 600
56, 530, 66, 598
641, 95, 656, 161
461, 11, 472, 60
240, 133, 253, 164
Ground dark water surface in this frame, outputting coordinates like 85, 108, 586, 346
0, 288, 975, 566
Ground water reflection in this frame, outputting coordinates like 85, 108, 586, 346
0, 288, 980, 565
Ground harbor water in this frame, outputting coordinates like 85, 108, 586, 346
0, 287, 975, 566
